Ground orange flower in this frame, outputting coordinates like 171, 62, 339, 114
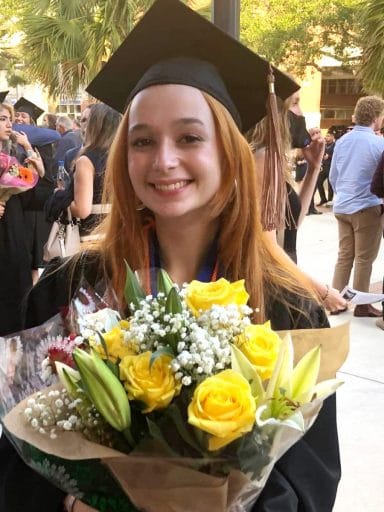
18, 166, 34, 184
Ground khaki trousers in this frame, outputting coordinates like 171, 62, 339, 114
332, 205, 383, 292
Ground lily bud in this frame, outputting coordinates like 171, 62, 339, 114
73, 348, 131, 432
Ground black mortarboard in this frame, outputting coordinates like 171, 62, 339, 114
0, 91, 9, 103
86, 0, 299, 132
14, 97, 44, 122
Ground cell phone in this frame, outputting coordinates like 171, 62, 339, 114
288, 110, 311, 148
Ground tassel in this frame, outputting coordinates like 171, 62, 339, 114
261, 65, 287, 231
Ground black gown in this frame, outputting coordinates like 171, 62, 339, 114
0, 195, 32, 336
0, 255, 340, 512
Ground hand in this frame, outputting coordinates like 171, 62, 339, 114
26, 149, 45, 178
323, 287, 348, 313
12, 130, 31, 150
302, 136, 325, 170
0, 201, 5, 219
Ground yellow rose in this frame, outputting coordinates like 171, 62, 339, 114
92, 325, 136, 363
186, 278, 249, 316
188, 370, 256, 451
236, 321, 281, 380
119, 352, 181, 413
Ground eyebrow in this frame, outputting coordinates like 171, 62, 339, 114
129, 117, 204, 134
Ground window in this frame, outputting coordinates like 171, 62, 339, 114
321, 108, 354, 120
322, 79, 362, 95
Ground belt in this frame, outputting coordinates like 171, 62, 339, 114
90, 204, 111, 215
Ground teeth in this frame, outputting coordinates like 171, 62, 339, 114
154, 181, 188, 191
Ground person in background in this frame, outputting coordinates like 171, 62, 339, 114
251, 93, 346, 313
42, 113, 58, 131
330, 95, 384, 317
14, 97, 44, 126
54, 115, 82, 167
70, 103, 121, 240
12, 97, 57, 283
63, 105, 94, 174
0, 102, 44, 335
316, 129, 335, 206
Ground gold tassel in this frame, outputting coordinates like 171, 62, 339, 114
261, 65, 287, 231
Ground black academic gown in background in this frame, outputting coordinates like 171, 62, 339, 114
0, 255, 340, 512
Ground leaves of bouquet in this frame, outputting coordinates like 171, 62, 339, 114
157, 268, 174, 296
230, 344, 264, 400
164, 404, 206, 455
145, 417, 178, 457
124, 261, 145, 310
149, 347, 175, 368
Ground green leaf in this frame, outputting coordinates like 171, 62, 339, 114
165, 404, 206, 454
145, 417, 178, 456
230, 344, 265, 400
165, 286, 183, 315
157, 268, 174, 296
97, 331, 109, 359
124, 260, 145, 310
105, 359, 120, 379
149, 346, 175, 368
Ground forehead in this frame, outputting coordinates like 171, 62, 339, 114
0, 107, 10, 117
129, 84, 211, 123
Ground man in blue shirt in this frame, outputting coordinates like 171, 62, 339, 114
330, 96, 384, 317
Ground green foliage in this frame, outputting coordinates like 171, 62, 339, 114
359, 0, 384, 93
240, 0, 360, 76
1, 0, 361, 97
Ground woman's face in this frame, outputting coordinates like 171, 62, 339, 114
15, 111, 31, 124
0, 107, 12, 141
127, 84, 222, 222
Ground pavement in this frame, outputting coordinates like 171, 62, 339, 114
297, 204, 384, 512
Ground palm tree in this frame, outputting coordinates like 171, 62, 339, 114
359, 0, 384, 94
18, 0, 210, 99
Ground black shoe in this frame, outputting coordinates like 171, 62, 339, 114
308, 209, 323, 215
316, 200, 327, 206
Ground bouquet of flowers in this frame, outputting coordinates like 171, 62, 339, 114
0, 151, 39, 203
0, 267, 349, 512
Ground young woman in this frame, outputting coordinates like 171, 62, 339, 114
69, 103, 122, 240
251, 91, 346, 314
1, 1, 341, 511
0, 103, 44, 336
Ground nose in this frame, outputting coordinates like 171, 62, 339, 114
153, 139, 178, 172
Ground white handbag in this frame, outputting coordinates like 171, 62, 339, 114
43, 207, 80, 262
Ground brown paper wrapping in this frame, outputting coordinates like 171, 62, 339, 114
278, 321, 350, 381
104, 457, 250, 512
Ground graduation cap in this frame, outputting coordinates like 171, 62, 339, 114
14, 97, 44, 122
86, 0, 299, 132
0, 91, 9, 103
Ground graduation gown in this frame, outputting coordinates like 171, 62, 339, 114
0, 255, 340, 512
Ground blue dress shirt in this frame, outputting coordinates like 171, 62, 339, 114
329, 126, 384, 214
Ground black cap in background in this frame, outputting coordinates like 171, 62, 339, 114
0, 91, 9, 103
13, 97, 44, 122
86, 0, 299, 132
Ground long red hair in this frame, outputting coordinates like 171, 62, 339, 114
91, 91, 316, 321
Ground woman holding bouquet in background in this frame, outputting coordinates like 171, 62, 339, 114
1, 1, 340, 511
0, 102, 44, 336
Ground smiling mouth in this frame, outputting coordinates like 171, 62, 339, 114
152, 180, 191, 191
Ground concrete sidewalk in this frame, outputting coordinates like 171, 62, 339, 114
297, 207, 384, 512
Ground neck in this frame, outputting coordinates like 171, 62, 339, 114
154, 215, 219, 285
